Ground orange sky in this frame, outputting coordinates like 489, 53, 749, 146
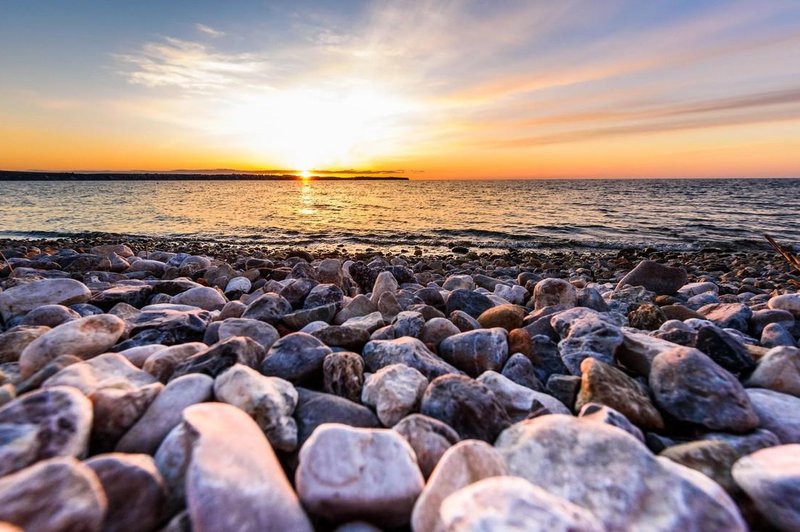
2, 1, 800, 178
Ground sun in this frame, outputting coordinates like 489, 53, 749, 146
299, 169, 311, 180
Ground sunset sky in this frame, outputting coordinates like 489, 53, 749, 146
2, 1, 800, 179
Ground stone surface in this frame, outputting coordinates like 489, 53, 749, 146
578, 403, 644, 442
362, 364, 428, 426
616, 260, 687, 295
117, 373, 214, 454
43, 353, 164, 448
732, 444, 800, 531
214, 364, 299, 451
437, 476, 604, 532
19, 304, 80, 327
477, 370, 570, 419
616, 331, 682, 376
627, 302, 667, 331
501, 352, 544, 391
476, 304, 525, 331
322, 351, 364, 402
142, 342, 207, 382
496, 415, 746, 531
217, 318, 279, 350
746, 388, 800, 443
19, 314, 126, 378
294, 388, 380, 445
0, 457, 107, 532
0, 278, 91, 321
419, 317, 460, 352
575, 358, 664, 430
171, 286, 227, 311
154, 403, 312, 532
85, 453, 168, 532
532, 278, 577, 311
171, 336, 265, 380
695, 324, 755, 376
768, 293, 800, 318
746, 346, 800, 396
241, 292, 292, 324
438, 328, 508, 377
420, 374, 511, 441
445, 289, 494, 319
295, 424, 424, 527
0, 386, 93, 476
649, 347, 758, 432
363, 337, 459, 379
0, 326, 49, 364
698, 303, 753, 332
551, 308, 624, 375
392, 414, 460, 479
260, 332, 332, 383
660, 440, 741, 496
410, 440, 507, 532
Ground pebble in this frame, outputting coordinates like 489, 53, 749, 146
18, 314, 125, 378
0, 457, 107, 532
532, 278, 577, 310
170, 286, 227, 311
732, 444, 800, 531
477, 370, 570, 419
294, 388, 380, 445
438, 327, 508, 377
142, 342, 207, 382
19, 304, 80, 327
410, 440, 507, 532
296, 424, 424, 527
363, 337, 459, 379
768, 293, 800, 318
217, 317, 279, 349
695, 324, 756, 375
616, 259, 688, 294
649, 347, 759, 432
322, 351, 364, 402
445, 288, 495, 319
746, 346, 800, 396
362, 364, 428, 426
241, 292, 292, 324
392, 413, 460, 478
0, 278, 91, 321
171, 336, 264, 380
551, 307, 624, 375
0, 325, 49, 364
497, 415, 746, 530
260, 332, 332, 383
746, 388, 800, 444
578, 402, 644, 442
698, 303, 753, 332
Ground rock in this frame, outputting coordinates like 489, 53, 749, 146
419, 317, 460, 352
762, 323, 797, 348
142, 343, 207, 382
501, 352, 544, 391
170, 337, 264, 381
393, 414, 460, 479
616, 331, 682, 376
91, 284, 153, 310
342, 311, 386, 333
92, 243, 134, 257
85, 453, 168, 532
442, 274, 474, 291
750, 309, 795, 337
294, 388, 380, 446
702, 428, 782, 456
661, 304, 705, 321
317, 258, 344, 287
437, 476, 604, 532
295, 424, 424, 527
43, 353, 163, 448
438, 328, 508, 377
154, 403, 312, 531
732, 444, 800, 531
496, 415, 746, 531
0, 457, 106, 532
260, 332, 332, 383
420, 374, 511, 441
392, 310, 426, 338
445, 289, 494, 319
746, 346, 800, 396
323, 351, 364, 402
695, 324, 755, 375
768, 293, 800, 318
241, 292, 292, 324
117, 373, 214, 454
219, 300, 246, 320
378, 291, 403, 319
494, 283, 527, 305
575, 358, 664, 430
660, 440, 742, 496
649, 347, 758, 432
283, 303, 338, 330
171, 287, 227, 311
363, 337, 459, 380
478, 370, 570, 419
370, 271, 398, 305
545, 374, 581, 411
551, 308, 623, 375
746, 388, 800, 443
0, 386, 92, 476
476, 304, 525, 331
362, 364, 428, 427
616, 260, 687, 295
217, 318, 279, 350
532, 278, 577, 310
334, 295, 378, 325
410, 441, 507, 532
128, 258, 166, 275
118, 344, 164, 368
19, 304, 80, 327
304, 284, 344, 311
0, 326, 49, 364
18, 314, 125, 378
449, 310, 481, 332
223, 276, 251, 298
578, 403, 644, 442
312, 325, 370, 351
214, 364, 298, 452
698, 303, 753, 332
627, 302, 667, 330
0, 279, 91, 321
125, 308, 210, 346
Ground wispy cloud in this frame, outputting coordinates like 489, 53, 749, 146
194, 23, 225, 38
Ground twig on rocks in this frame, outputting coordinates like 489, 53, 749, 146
0, 249, 13, 274
764, 234, 800, 274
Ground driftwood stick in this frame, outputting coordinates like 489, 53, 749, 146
0, 249, 13, 274
764, 234, 800, 273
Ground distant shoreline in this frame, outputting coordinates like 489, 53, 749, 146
0, 170, 408, 181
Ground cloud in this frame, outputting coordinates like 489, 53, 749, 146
194, 23, 225, 38
115, 37, 268, 92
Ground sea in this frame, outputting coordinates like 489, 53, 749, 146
1, 178, 798, 252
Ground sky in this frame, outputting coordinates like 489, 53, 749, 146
1, 0, 800, 179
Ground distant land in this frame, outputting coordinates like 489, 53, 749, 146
0, 170, 408, 181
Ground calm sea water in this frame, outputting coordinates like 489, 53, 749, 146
1, 179, 798, 252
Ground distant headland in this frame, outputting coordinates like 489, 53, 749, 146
0, 170, 409, 181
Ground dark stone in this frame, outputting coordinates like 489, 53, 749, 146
545, 374, 581, 412
616, 260, 688, 295
241, 293, 292, 324
363, 337, 459, 380
91, 284, 153, 310
627, 303, 667, 331
293, 388, 380, 446
414, 288, 445, 310
449, 310, 481, 332
303, 283, 344, 310
419, 374, 511, 442
282, 303, 337, 330
322, 351, 364, 402
128, 309, 211, 345
695, 324, 755, 376
170, 337, 264, 380
501, 353, 545, 391
445, 289, 494, 319
529, 334, 568, 382
438, 328, 509, 377
260, 332, 332, 384
652, 328, 697, 347
312, 325, 370, 351
70, 303, 105, 317
392, 414, 460, 479
279, 278, 318, 309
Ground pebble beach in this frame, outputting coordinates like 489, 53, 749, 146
1, 237, 800, 531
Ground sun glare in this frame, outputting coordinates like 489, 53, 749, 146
300, 169, 311, 179
222, 85, 415, 171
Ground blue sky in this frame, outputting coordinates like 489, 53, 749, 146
2, 0, 800, 177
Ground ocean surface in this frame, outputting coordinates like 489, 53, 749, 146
1, 179, 798, 252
